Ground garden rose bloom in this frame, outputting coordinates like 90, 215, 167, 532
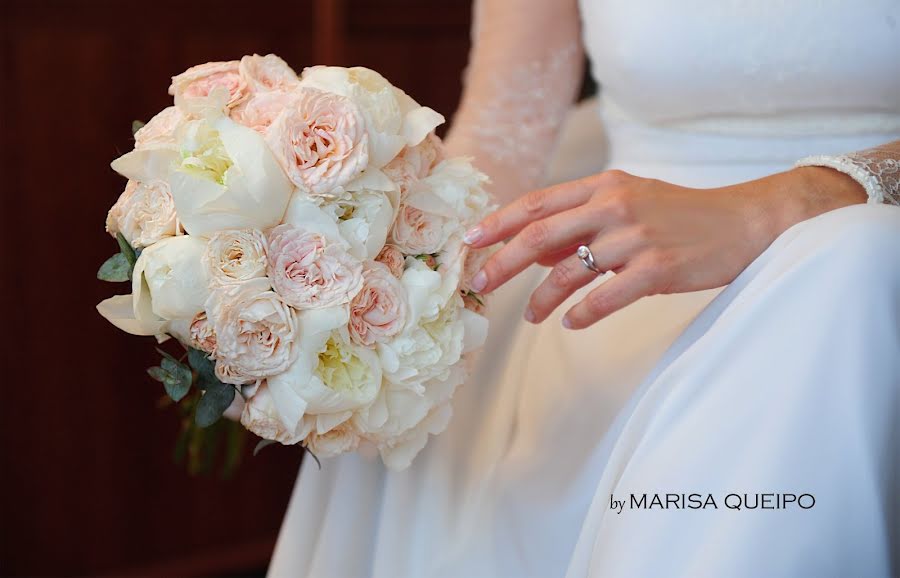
231, 90, 294, 134
106, 179, 179, 248
375, 244, 405, 277
299, 66, 445, 167
267, 224, 363, 309
265, 88, 368, 195
389, 204, 453, 255
348, 262, 408, 347
239, 54, 300, 92
241, 381, 304, 444
189, 312, 217, 353
303, 421, 360, 458
169, 61, 250, 110
205, 278, 298, 385
203, 228, 269, 285
383, 134, 445, 198
134, 106, 186, 149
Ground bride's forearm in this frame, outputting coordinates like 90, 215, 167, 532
444, 0, 584, 206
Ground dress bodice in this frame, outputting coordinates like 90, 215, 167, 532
580, 0, 900, 136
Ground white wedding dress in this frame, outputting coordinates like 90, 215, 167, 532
268, 1, 900, 576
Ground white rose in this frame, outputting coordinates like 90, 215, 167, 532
410, 157, 493, 228
205, 278, 298, 385
203, 228, 269, 285
299, 65, 445, 167
106, 179, 179, 248
301, 419, 360, 458
241, 381, 304, 444
132, 235, 210, 324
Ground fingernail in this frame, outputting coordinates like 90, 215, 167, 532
463, 226, 483, 245
471, 270, 487, 292
524, 307, 536, 323
562, 316, 573, 329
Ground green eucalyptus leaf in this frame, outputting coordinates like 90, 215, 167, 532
97, 253, 131, 282
160, 357, 192, 402
253, 439, 277, 457
187, 347, 218, 388
132, 120, 146, 136
147, 366, 172, 383
116, 232, 137, 267
195, 382, 235, 428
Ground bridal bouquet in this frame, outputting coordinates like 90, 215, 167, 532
96, 54, 492, 471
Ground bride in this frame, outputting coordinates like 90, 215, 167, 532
268, 0, 900, 576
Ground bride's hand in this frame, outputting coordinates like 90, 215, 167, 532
463, 168, 865, 329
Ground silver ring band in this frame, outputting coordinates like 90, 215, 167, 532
576, 244, 603, 274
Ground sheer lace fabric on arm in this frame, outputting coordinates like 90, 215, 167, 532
797, 140, 900, 206
444, 0, 584, 204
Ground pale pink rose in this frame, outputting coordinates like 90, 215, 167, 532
205, 278, 297, 385
134, 106, 186, 149
203, 228, 269, 285
348, 262, 408, 347
239, 54, 300, 92
389, 204, 452, 255
304, 423, 360, 458
230, 90, 295, 134
106, 179, 179, 248
382, 136, 444, 200
265, 88, 368, 196
266, 224, 363, 309
375, 244, 405, 278
189, 312, 217, 354
169, 61, 250, 110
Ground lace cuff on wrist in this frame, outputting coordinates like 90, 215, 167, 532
796, 147, 900, 206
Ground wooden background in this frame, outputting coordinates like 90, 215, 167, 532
0, 1, 472, 575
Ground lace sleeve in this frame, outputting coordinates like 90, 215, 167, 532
444, 0, 584, 205
796, 140, 900, 206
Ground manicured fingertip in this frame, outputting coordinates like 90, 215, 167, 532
562, 316, 573, 329
470, 270, 487, 292
524, 307, 536, 323
463, 226, 483, 245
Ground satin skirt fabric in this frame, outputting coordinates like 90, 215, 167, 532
267, 116, 900, 577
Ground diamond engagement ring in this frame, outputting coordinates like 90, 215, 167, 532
576, 245, 603, 274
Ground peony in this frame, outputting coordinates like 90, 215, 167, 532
266, 88, 368, 196
169, 61, 250, 111
105, 179, 179, 248
134, 106, 186, 150
375, 244, 405, 277
168, 116, 293, 236
266, 224, 363, 309
205, 278, 298, 385
418, 157, 493, 228
389, 204, 454, 255
299, 65, 445, 167
238, 53, 300, 92
132, 235, 210, 323
203, 228, 269, 285
348, 262, 408, 347
189, 312, 217, 353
